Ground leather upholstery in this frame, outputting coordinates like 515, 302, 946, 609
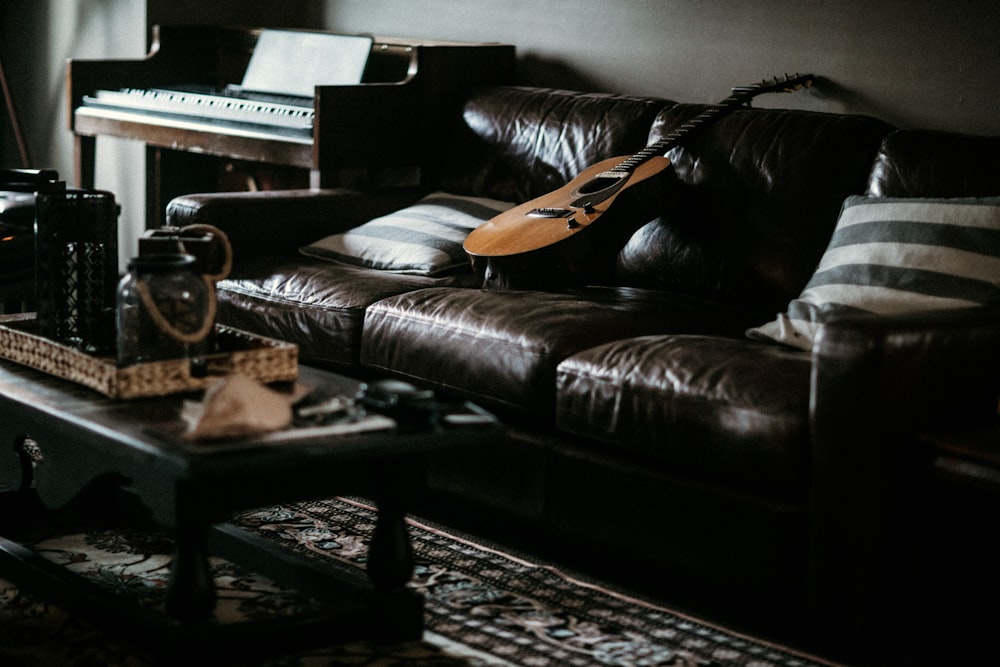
805, 131, 1000, 644
172, 87, 677, 369
866, 129, 1000, 198
440, 86, 675, 202
361, 286, 754, 417
527, 107, 893, 491
165, 84, 1000, 635
168, 188, 440, 368
618, 106, 894, 314
216, 257, 477, 367
363, 104, 892, 494
808, 306, 1000, 648
556, 334, 812, 491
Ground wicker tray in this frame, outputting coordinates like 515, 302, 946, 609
0, 313, 298, 399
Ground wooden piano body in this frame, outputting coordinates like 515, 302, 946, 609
68, 25, 515, 227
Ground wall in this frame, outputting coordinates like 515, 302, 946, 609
1, 0, 146, 268
317, 0, 998, 135
144, 0, 998, 135
145, 1, 319, 31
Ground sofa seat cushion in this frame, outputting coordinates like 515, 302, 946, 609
556, 335, 812, 491
361, 286, 757, 418
216, 256, 477, 367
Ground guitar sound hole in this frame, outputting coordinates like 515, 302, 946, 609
575, 176, 622, 196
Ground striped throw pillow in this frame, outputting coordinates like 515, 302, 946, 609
748, 195, 1000, 350
301, 192, 514, 276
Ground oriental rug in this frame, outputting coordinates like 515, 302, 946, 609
0, 496, 842, 667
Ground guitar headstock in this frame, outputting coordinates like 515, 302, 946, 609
732, 73, 814, 98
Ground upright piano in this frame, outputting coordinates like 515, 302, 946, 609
68, 25, 515, 227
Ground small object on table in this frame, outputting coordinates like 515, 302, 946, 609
181, 373, 294, 441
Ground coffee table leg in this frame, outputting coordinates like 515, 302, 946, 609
367, 494, 414, 590
165, 520, 217, 621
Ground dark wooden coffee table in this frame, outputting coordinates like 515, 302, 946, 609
0, 359, 494, 659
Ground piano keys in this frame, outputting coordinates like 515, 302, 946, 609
81, 86, 315, 134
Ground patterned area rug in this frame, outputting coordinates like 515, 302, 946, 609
0, 496, 842, 667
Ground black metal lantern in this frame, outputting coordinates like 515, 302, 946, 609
34, 186, 119, 354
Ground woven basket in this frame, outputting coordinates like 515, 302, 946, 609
0, 313, 297, 399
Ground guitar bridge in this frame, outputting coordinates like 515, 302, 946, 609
527, 208, 575, 218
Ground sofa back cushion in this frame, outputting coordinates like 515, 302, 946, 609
866, 129, 1000, 198
616, 106, 895, 316
440, 86, 675, 203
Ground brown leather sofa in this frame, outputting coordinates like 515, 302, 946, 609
167, 86, 1000, 661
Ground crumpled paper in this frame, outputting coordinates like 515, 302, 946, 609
181, 373, 294, 440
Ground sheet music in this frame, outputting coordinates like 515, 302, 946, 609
240, 29, 373, 97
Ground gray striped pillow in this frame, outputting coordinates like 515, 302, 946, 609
748, 195, 1000, 350
301, 192, 514, 276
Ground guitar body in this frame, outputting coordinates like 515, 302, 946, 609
462, 73, 813, 290
464, 155, 673, 289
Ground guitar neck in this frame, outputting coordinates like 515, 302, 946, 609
616, 93, 752, 172
649, 94, 753, 155
610, 74, 813, 175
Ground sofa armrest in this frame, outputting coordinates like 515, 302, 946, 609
807, 306, 1000, 642
165, 188, 426, 258
813, 307, 1000, 431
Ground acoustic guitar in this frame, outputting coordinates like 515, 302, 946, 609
464, 73, 814, 289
